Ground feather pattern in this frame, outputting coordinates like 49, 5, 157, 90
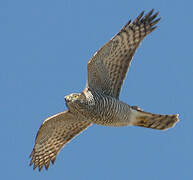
29, 111, 91, 171
30, 10, 179, 172
88, 9, 161, 99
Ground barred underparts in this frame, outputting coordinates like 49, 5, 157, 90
30, 10, 179, 171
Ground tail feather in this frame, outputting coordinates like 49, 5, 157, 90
130, 106, 179, 130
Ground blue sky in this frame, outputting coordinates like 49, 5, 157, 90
1, 0, 193, 179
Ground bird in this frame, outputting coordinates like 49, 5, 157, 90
29, 9, 179, 171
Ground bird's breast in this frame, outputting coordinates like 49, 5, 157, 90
81, 94, 131, 126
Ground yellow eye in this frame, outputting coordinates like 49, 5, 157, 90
74, 95, 78, 99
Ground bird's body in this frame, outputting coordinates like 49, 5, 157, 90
30, 10, 179, 171
66, 90, 133, 127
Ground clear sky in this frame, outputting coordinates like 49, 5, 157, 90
1, 0, 193, 179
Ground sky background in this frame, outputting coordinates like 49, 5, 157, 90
1, 0, 193, 179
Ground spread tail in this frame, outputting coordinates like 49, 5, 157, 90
130, 106, 179, 130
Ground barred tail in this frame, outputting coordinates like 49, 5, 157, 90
130, 106, 179, 130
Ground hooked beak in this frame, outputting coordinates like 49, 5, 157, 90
64, 96, 69, 102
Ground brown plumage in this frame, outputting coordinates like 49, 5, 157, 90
30, 10, 179, 171
30, 111, 91, 171
88, 9, 160, 98
130, 106, 179, 130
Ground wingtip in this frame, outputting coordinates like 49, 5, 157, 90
29, 149, 34, 158
132, 9, 161, 28
38, 165, 43, 172
138, 10, 145, 18
151, 17, 161, 26
45, 161, 50, 171
133, 10, 144, 24
51, 157, 56, 165
149, 9, 154, 16
33, 164, 37, 170
29, 160, 33, 167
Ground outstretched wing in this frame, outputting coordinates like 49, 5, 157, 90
29, 111, 92, 171
87, 9, 160, 99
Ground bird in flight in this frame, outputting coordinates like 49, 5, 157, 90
30, 9, 179, 171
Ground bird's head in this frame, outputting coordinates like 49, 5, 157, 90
65, 92, 87, 113
65, 93, 81, 103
